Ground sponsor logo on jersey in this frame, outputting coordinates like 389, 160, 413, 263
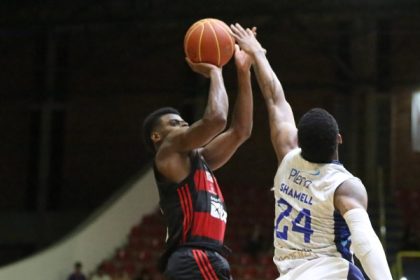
288, 168, 315, 188
210, 196, 227, 223
205, 171, 214, 183
306, 169, 321, 176
205, 171, 216, 194
275, 247, 315, 261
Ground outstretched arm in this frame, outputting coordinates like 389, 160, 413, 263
163, 59, 229, 153
231, 23, 297, 164
155, 60, 229, 183
201, 44, 253, 170
334, 179, 392, 280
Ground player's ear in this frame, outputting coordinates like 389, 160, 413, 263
151, 131, 161, 144
337, 133, 343, 145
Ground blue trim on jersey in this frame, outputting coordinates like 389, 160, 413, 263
333, 210, 352, 261
347, 262, 365, 280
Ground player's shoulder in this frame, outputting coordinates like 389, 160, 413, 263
334, 178, 368, 213
335, 177, 366, 198
338, 177, 365, 192
280, 147, 301, 163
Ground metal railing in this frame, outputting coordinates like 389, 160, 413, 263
393, 250, 420, 279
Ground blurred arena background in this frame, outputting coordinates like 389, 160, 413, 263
0, 0, 420, 279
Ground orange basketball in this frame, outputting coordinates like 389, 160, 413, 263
184, 18, 235, 67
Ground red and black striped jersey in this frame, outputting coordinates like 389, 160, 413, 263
153, 151, 227, 269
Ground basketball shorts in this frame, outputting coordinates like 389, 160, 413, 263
165, 247, 232, 280
274, 256, 365, 280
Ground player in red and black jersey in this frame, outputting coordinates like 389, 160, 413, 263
143, 45, 253, 279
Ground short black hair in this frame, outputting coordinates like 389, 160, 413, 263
142, 107, 180, 153
297, 108, 339, 163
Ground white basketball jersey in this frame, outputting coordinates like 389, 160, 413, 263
273, 148, 359, 274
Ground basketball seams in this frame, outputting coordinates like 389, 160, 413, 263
215, 20, 235, 55
198, 22, 205, 62
184, 21, 202, 48
184, 18, 234, 67
207, 20, 221, 67
184, 22, 204, 62
210, 19, 234, 67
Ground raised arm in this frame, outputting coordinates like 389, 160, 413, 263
164, 59, 229, 153
200, 44, 253, 170
231, 23, 297, 164
334, 179, 392, 280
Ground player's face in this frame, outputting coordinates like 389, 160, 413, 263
158, 114, 189, 137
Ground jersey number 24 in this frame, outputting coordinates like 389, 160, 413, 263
275, 198, 314, 243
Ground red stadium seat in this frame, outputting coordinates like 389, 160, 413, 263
241, 267, 258, 280
261, 265, 279, 279
122, 261, 136, 276
115, 248, 129, 261
259, 254, 273, 266
130, 224, 142, 237
137, 250, 153, 263
100, 260, 117, 276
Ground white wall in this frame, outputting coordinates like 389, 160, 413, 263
0, 168, 159, 280
412, 92, 420, 152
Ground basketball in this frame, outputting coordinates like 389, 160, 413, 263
184, 18, 235, 67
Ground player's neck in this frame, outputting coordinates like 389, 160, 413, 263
332, 150, 339, 161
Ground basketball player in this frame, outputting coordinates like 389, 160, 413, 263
142, 45, 253, 279
230, 23, 392, 280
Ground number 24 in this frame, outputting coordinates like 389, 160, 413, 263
275, 198, 314, 243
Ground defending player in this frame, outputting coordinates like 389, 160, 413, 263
142, 45, 253, 279
230, 23, 392, 280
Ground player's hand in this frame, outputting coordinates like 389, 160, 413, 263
234, 44, 253, 71
185, 57, 221, 78
230, 24, 266, 56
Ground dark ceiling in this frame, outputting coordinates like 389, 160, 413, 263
1, 0, 419, 29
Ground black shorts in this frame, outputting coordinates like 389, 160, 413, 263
164, 247, 232, 280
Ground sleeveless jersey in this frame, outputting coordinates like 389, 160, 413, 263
273, 148, 359, 274
153, 151, 227, 270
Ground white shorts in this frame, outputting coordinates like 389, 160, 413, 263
274, 256, 365, 280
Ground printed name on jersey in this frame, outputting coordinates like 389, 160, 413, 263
288, 168, 314, 188
280, 183, 313, 205
210, 196, 227, 223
